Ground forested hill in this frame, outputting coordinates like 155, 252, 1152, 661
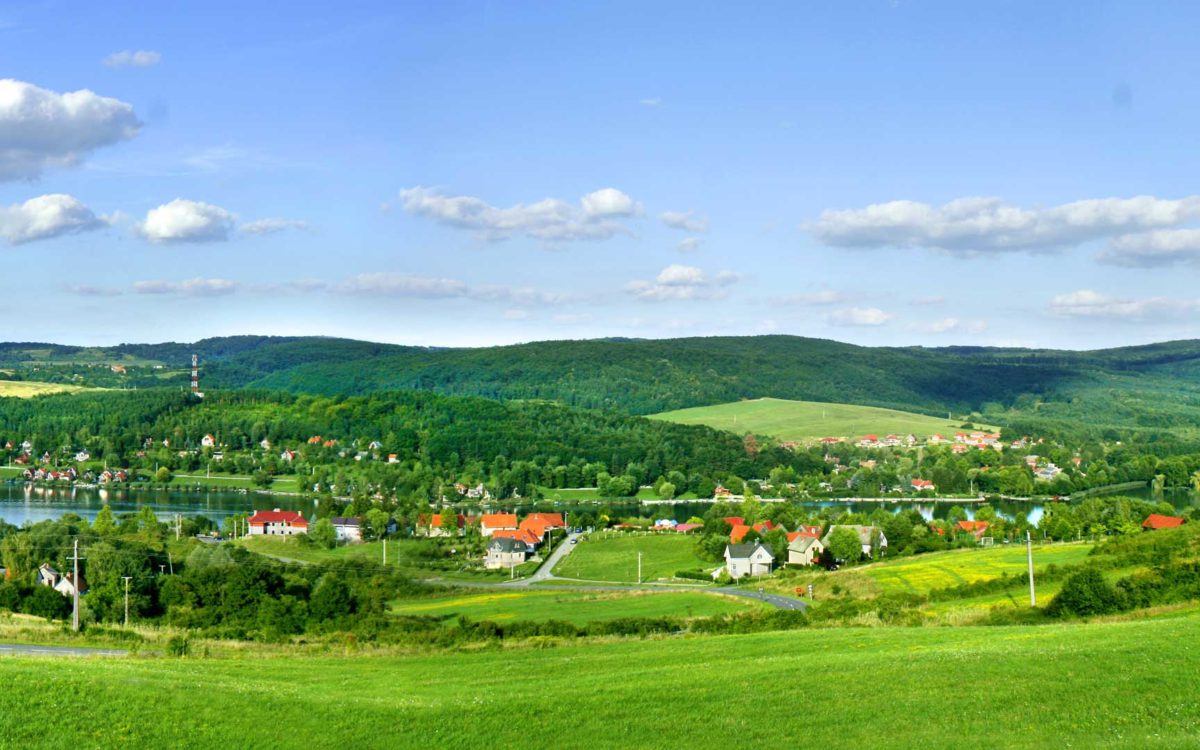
9, 335, 1200, 434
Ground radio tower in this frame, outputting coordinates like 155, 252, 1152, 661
191, 354, 204, 399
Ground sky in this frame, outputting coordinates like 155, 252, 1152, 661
3, 1, 1200, 350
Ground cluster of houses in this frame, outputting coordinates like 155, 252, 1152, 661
476, 513, 567, 569
20, 467, 129, 484
715, 520, 890, 580
837, 431, 1012, 452
35, 563, 87, 598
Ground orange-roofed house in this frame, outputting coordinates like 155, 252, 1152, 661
729, 524, 752, 543
911, 478, 936, 492
421, 513, 466, 537
480, 513, 519, 537
723, 516, 745, 527
247, 509, 308, 536
518, 517, 550, 542
956, 520, 990, 539
1142, 514, 1186, 531
524, 512, 566, 530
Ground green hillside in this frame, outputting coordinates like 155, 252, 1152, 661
650, 397, 994, 442
1, 612, 1196, 748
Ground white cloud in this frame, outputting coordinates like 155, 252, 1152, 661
909, 295, 945, 306
782, 289, 847, 306
639, 97, 661, 107
927, 317, 987, 334
133, 278, 239, 296
103, 50, 161, 68
0, 79, 140, 180
67, 284, 122, 297
660, 210, 709, 232
826, 307, 893, 327
240, 218, 309, 235
1048, 289, 1200, 320
676, 237, 702, 253
396, 186, 639, 242
503, 309, 530, 320
810, 195, 1200, 254
137, 199, 237, 243
626, 264, 740, 301
309, 272, 564, 305
1097, 229, 1200, 268
0, 194, 106, 245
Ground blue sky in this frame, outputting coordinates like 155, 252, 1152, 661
2, 1, 1200, 349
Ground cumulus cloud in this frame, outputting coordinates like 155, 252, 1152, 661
103, 50, 161, 68
781, 289, 847, 306
240, 218, 309, 235
1096, 230, 1200, 268
927, 317, 987, 334
395, 186, 640, 242
133, 278, 239, 296
626, 264, 740, 301
660, 210, 709, 232
137, 199, 237, 243
676, 237, 702, 253
1048, 289, 1200, 320
0, 79, 141, 180
809, 195, 1200, 255
0, 194, 106, 244
826, 307, 893, 327
67, 284, 122, 297
639, 97, 661, 107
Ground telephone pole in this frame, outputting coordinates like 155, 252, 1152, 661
1026, 530, 1036, 607
71, 539, 82, 632
637, 552, 642, 584
383, 538, 387, 566
122, 576, 132, 627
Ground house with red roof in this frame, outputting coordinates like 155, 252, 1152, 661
247, 509, 308, 536
723, 516, 745, 527
524, 512, 565, 530
1142, 514, 1186, 531
729, 524, 752, 543
491, 527, 542, 552
956, 520, 990, 539
911, 478, 936, 492
480, 513, 518, 537
675, 523, 704, 534
858, 435, 880, 448
420, 513, 467, 537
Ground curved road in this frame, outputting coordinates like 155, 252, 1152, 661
0, 642, 126, 657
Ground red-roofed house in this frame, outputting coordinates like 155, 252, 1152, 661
480, 513, 519, 537
729, 524, 752, 543
248, 509, 308, 536
676, 523, 704, 534
420, 513, 466, 537
723, 516, 745, 527
524, 513, 566, 530
956, 520, 990, 539
491, 528, 541, 552
911, 478, 936, 492
1142, 514, 1186, 531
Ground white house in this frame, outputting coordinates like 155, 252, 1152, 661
722, 543, 774, 579
247, 509, 308, 536
787, 535, 825, 566
54, 572, 87, 597
823, 524, 888, 558
201, 434, 217, 448
330, 516, 362, 543
74, 450, 90, 463
485, 537, 528, 570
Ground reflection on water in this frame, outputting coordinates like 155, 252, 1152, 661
0, 483, 312, 526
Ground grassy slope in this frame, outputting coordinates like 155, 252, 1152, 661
856, 542, 1094, 595
390, 589, 761, 624
554, 533, 714, 582
0, 380, 89, 398
1, 612, 1197, 749
650, 396, 994, 441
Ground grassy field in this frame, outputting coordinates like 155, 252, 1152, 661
390, 588, 761, 624
857, 542, 1094, 596
554, 532, 714, 582
0, 380, 90, 398
170, 473, 303, 493
0, 610, 1197, 748
650, 397, 994, 442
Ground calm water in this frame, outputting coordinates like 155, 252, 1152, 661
0, 483, 312, 526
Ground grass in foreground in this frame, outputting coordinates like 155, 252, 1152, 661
0, 610, 1197, 749
554, 532, 713, 582
390, 589, 761, 624
650, 396, 994, 442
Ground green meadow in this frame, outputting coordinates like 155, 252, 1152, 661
650, 396, 993, 442
0, 611, 1196, 749
390, 588, 761, 624
856, 542, 1095, 596
554, 532, 714, 582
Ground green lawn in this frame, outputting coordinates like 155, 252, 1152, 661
170, 473, 302, 492
0, 611, 1197, 748
0, 380, 91, 398
650, 396, 994, 442
554, 532, 715, 582
856, 542, 1094, 596
390, 588, 761, 624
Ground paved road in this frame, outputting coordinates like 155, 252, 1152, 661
0, 642, 127, 657
520, 532, 582, 584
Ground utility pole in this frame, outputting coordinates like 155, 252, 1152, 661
638, 552, 642, 584
71, 539, 82, 632
175, 514, 181, 541
1026, 530, 1036, 607
383, 538, 387, 566
122, 576, 132, 627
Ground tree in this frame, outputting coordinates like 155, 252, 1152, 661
93, 504, 116, 536
155, 466, 172, 484
364, 508, 392, 541
656, 482, 676, 500
439, 510, 459, 536
826, 527, 862, 563
310, 518, 337, 550
1047, 568, 1124, 618
309, 573, 355, 622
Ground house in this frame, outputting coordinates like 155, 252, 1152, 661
480, 513, 518, 537
723, 516, 745, 527
307, 436, 323, 445
490, 528, 541, 552
280, 449, 297, 463
787, 534, 825, 566
713, 484, 732, 498
883, 434, 901, 447
330, 516, 362, 543
911, 478, 936, 492
201, 434, 216, 448
465, 483, 491, 500
1035, 464, 1062, 481
952, 444, 969, 454
36, 563, 60, 588
822, 525, 888, 558
422, 513, 466, 537
928, 433, 946, 444
793, 524, 823, 539
54, 572, 87, 597
524, 512, 566, 530
676, 523, 704, 534
858, 434, 879, 448
74, 450, 90, 463
368, 440, 383, 451
247, 509, 308, 536
260, 438, 272, 450
485, 537, 528, 569
722, 543, 774, 579
956, 520, 991, 539
1142, 514, 1186, 531
729, 524, 752, 543
387, 454, 399, 464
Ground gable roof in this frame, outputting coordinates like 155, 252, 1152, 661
788, 535, 822, 553
956, 520, 990, 534
729, 524, 752, 543
248, 509, 307, 526
329, 516, 361, 527
725, 542, 774, 561
492, 528, 540, 546
723, 516, 745, 527
1142, 514, 1186, 530
488, 537, 527, 553
524, 512, 565, 528
481, 513, 518, 528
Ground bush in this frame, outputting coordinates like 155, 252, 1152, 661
1046, 568, 1124, 618
673, 569, 711, 581
166, 635, 191, 657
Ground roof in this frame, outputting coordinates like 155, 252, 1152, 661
1142, 514, 1186, 530
788, 535, 822, 553
492, 528, 540, 545
723, 516, 745, 526
481, 513, 518, 528
248, 509, 308, 526
676, 523, 704, 533
524, 512, 565, 528
729, 524, 752, 543
488, 537, 527, 553
956, 520, 990, 533
519, 517, 550, 538
329, 516, 361, 527
725, 542, 774, 561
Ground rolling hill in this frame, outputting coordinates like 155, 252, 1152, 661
650, 397, 995, 442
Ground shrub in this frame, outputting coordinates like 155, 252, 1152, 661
167, 635, 191, 657
1046, 568, 1124, 618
